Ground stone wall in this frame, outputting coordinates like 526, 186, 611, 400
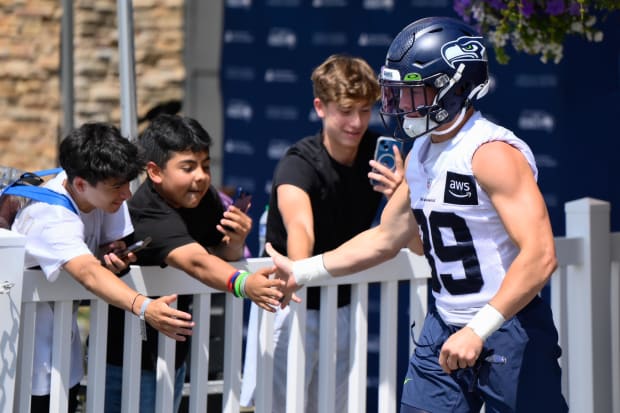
0, 0, 185, 170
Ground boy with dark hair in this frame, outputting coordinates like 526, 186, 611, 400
12, 122, 193, 412
104, 114, 283, 412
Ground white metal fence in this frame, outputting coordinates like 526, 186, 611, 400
0, 197, 618, 413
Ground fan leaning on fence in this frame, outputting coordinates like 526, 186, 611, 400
8, 123, 194, 412
103, 114, 284, 413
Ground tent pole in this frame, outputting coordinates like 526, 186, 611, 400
117, 0, 138, 142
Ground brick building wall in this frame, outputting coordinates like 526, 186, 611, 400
0, 0, 185, 170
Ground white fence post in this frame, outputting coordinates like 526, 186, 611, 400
0, 229, 25, 413
565, 197, 612, 412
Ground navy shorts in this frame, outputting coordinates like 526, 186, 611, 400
400, 296, 568, 413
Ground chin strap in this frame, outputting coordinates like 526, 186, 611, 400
431, 106, 467, 136
430, 69, 490, 137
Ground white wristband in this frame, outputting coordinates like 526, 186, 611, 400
466, 304, 505, 341
139, 298, 153, 341
292, 254, 331, 286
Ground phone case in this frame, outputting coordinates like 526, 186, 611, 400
232, 187, 252, 212
370, 137, 403, 186
373, 136, 403, 171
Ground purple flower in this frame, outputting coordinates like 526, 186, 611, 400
521, 0, 535, 18
568, 1, 581, 16
546, 0, 566, 16
453, 0, 472, 18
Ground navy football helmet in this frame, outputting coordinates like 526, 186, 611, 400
379, 16, 490, 140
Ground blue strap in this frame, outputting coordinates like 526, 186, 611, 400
1, 168, 77, 214
3, 185, 78, 214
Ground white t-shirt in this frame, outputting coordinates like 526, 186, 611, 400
407, 112, 537, 326
12, 171, 134, 395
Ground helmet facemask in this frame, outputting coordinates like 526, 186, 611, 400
378, 17, 491, 142
380, 67, 460, 140
379, 63, 489, 141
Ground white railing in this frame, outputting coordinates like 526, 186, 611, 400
0, 197, 618, 413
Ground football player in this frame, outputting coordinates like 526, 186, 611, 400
267, 16, 568, 412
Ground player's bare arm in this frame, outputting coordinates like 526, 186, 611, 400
319, 179, 418, 274
439, 141, 557, 374
267, 180, 420, 307
474, 140, 557, 318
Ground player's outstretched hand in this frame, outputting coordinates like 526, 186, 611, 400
243, 266, 285, 312
438, 326, 483, 374
265, 242, 302, 308
143, 294, 195, 341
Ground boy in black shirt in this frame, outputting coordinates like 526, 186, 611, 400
241, 54, 404, 412
104, 115, 283, 412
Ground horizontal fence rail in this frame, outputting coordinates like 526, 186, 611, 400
0, 197, 619, 413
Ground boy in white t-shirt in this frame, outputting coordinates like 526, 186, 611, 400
12, 122, 195, 412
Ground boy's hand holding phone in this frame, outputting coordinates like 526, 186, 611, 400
219, 186, 252, 239
369, 136, 405, 198
117, 236, 152, 259
231, 187, 252, 213
101, 237, 151, 274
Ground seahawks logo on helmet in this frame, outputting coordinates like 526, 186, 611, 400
440, 36, 486, 69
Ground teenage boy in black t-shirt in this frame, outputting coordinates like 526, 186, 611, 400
104, 115, 284, 413
240, 54, 405, 412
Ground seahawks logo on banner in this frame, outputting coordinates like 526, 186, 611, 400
441, 36, 486, 69
444, 171, 478, 205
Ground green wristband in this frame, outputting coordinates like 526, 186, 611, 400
233, 271, 249, 298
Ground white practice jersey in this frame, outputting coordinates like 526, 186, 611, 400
407, 111, 537, 326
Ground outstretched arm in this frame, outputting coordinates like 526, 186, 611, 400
166, 242, 284, 311
269, 177, 421, 306
64, 255, 195, 341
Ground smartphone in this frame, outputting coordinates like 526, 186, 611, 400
223, 187, 252, 231
231, 186, 252, 212
117, 236, 152, 259
370, 136, 403, 186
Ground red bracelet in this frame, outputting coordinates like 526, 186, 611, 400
227, 270, 241, 292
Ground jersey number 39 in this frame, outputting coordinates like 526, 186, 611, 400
413, 209, 483, 295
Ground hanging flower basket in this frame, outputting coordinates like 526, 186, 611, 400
454, 0, 620, 64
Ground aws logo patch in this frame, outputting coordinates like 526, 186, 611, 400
444, 172, 478, 205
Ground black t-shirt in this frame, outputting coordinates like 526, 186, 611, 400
266, 130, 383, 309
106, 179, 225, 370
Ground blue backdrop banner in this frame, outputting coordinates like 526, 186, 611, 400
220, 2, 620, 408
